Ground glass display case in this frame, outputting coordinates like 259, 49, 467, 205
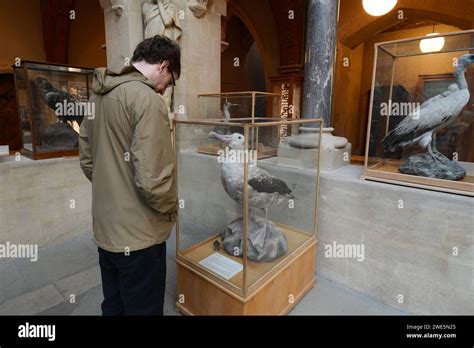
174, 117, 322, 315
197, 91, 282, 159
13, 61, 94, 160
363, 30, 474, 196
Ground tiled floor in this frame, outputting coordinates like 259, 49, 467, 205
0, 231, 405, 316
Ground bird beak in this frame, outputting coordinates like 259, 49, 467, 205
209, 131, 232, 144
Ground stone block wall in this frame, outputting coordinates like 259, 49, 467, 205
317, 165, 474, 314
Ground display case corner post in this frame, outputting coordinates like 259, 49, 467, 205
173, 122, 180, 259
85, 73, 90, 99
385, 56, 397, 136
314, 120, 323, 236
364, 45, 380, 170
23, 63, 37, 154
12, 68, 24, 151
243, 124, 250, 296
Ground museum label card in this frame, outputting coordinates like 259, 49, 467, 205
199, 252, 243, 280
0, 145, 9, 156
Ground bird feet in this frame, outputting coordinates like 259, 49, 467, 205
429, 150, 446, 163
249, 226, 266, 250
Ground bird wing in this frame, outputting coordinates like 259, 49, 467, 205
248, 166, 293, 196
382, 89, 470, 151
419, 92, 448, 108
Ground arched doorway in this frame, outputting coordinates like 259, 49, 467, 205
221, 15, 266, 93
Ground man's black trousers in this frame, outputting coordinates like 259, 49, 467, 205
98, 242, 167, 315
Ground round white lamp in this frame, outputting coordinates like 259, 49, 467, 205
420, 33, 445, 53
362, 0, 398, 16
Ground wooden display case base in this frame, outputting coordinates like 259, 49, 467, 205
197, 143, 277, 160
364, 160, 474, 196
175, 227, 316, 315
21, 148, 79, 160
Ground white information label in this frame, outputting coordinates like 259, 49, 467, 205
199, 252, 243, 280
0, 145, 9, 156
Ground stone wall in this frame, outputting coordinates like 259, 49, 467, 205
317, 165, 474, 314
173, 0, 225, 120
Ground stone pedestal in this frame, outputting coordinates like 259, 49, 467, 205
277, 127, 351, 171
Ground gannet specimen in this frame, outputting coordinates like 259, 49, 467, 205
382, 53, 474, 159
209, 131, 295, 248
213, 101, 239, 135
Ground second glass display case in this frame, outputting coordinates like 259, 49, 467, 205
363, 30, 474, 196
196, 91, 282, 159
13, 61, 94, 160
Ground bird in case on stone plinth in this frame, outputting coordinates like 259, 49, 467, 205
382, 53, 474, 160
209, 131, 295, 249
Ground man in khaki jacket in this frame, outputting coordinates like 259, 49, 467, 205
79, 36, 179, 315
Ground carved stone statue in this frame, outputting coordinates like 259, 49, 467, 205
143, 0, 182, 41
111, 0, 124, 16
188, 0, 209, 18
142, 0, 182, 111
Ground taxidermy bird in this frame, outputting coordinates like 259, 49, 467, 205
209, 131, 295, 248
213, 101, 239, 135
382, 53, 474, 160
34, 77, 85, 125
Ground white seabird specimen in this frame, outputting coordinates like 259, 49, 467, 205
209, 131, 295, 248
382, 53, 474, 159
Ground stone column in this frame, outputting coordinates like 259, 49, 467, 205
99, 0, 145, 72
99, 0, 225, 132
279, 0, 351, 171
302, 0, 338, 126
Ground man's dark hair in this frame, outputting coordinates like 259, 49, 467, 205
131, 35, 181, 77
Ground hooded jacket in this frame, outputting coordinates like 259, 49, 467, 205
79, 65, 177, 253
